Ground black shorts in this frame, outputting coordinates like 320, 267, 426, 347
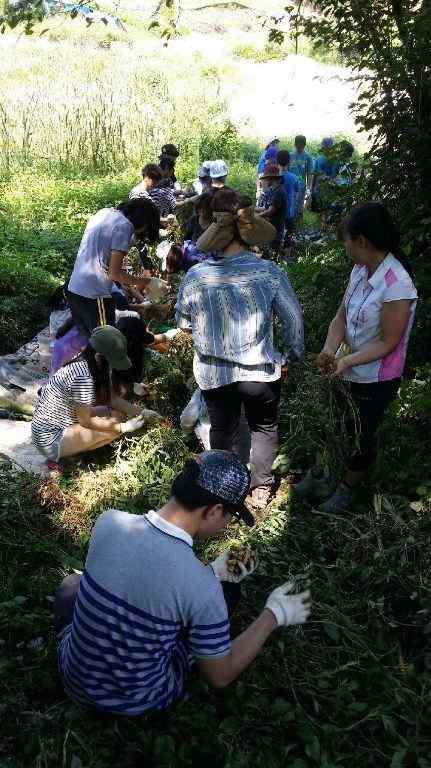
347, 379, 400, 471
66, 290, 115, 338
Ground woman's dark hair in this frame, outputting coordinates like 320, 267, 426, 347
277, 150, 290, 166
161, 143, 179, 159
117, 198, 160, 243
142, 163, 162, 181
210, 188, 253, 247
48, 283, 68, 311
344, 202, 414, 278
166, 244, 184, 274
159, 156, 175, 172
65, 344, 111, 404
172, 460, 226, 511
338, 140, 354, 159
211, 187, 252, 215
194, 191, 214, 218
265, 138, 279, 150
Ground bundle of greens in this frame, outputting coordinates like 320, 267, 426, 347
278, 354, 359, 476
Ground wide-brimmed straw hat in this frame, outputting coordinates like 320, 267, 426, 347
196, 206, 276, 253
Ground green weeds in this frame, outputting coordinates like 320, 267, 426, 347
1, 402, 430, 767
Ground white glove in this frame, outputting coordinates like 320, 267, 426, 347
265, 582, 311, 627
119, 409, 163, 434
145, 278, 169, 302
164, 328, 182, 340
210, 549, 257, 583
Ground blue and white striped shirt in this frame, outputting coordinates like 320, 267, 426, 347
175, 251, 304, 390
58, 510, 231, 715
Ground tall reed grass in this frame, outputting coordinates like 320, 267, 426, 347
0, 34, 224, 174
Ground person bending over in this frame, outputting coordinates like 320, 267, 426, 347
184, 192, 214, 243
32, 325, 161, 472
158, 156, 181, 192
55, 450, 311, 714
67, 199, 160, 337
130, 164, 197, 221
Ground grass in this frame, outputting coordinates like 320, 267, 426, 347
1, 386, 430, 766
231, 37, 342, 67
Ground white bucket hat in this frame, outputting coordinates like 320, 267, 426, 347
210, 159, 229, 179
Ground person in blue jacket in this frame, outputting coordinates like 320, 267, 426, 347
256, 139, 280, 205
310, 137, 340, 211
277, 150, 299, 258
257, 138, 280, 174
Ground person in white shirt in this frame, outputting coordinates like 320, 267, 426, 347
67, 199, 160, 336
294, 202, 418, 512
210, 159, 229, 189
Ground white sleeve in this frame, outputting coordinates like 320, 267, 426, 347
383, 276, 418, 303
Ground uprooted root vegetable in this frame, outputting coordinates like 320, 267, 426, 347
315, 351, 337, 376
227, 545, 256, 577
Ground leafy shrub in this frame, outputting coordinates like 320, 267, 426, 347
232, 42, 288, 63
198, 120, 244, 165
0, 250, 58, 351
288, 241, 350, 352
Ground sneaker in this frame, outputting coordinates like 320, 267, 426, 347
293, 469, 333, 500
250, 486, 272, 510
318, 483, 353, 514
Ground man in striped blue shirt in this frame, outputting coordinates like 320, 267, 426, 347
55, 451, 311, 714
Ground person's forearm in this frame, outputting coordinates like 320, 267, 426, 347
323, 315, 346, 355
129, 286, 145, 302
261, 207, 275, 219
111, 394, 140, 417
343, 339, 397, 370
110, 269, 150, 289
81, 413, 123, 433
217, 610, 277, 686
176, 196, 198, 208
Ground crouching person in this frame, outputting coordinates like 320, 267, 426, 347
54, 450, 311, 714
32, 325, 161, 472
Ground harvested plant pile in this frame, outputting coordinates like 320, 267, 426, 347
143, 332, 195, 420
278, 354, 359, 475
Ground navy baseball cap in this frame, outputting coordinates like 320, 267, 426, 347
194, 450, 254, 526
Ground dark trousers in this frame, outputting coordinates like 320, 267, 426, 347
284, 217, 295, 248
54, 574, 241, 638
66, 290, 115, 338
347, 379, 400, 471
115, 316, 154, 384
203, 379, 281, 489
